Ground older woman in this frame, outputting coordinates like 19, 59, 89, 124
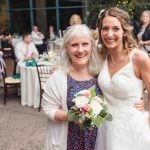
137, 10, 150, 56
95, 7, 150, 150
42, 24, 101, 150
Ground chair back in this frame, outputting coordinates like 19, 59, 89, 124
0, 52, 17, 82
1, 44, 15, 59
0, 53, 6, 86
36, 63, 53, 90
0, 51, 20, 105
0, 53, 6, 74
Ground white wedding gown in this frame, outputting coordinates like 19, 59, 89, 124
95, 50, 150, 150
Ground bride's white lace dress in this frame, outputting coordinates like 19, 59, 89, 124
95, 50, 150, 150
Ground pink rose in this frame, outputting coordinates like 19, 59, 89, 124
77, 90, 91, 98
80, 104, 90, 113
84, 92, 90, 98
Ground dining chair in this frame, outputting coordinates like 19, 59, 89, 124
1, 43, 14, 59
36, 63, 53, 111
0, 54, 20, 104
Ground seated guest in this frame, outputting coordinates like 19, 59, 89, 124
31, 25, 46, 54
15, 33, 39, 61
1, 28, 12, 49
47, 25, 57, 41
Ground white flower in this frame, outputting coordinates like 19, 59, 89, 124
90, 100, 103, 115
93, 96, 103, 103
73, 96, 89, 108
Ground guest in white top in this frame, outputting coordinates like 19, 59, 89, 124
31, 25, 46, 54
15, 32, 39, 61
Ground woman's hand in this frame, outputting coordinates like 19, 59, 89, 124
133, 98, 144, 111
54, 110, 68, 121
138, 40, 145, 46
31, 53, 39, 58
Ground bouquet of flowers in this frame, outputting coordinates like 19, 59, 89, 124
68, 87, 112, 130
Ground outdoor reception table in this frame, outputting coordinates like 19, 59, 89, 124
18, 60, 40, 108
17, 53, 59, 108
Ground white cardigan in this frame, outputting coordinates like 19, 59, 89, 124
42, 69, 68, 150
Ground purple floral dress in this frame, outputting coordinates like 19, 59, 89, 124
67, 75, 101, 150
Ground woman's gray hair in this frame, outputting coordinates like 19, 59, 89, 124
58, 24, 102, 75
141, 10, 150, 22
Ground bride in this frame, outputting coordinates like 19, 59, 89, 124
95, 7, 150, 150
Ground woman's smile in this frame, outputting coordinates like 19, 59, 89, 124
101, 16, 124, 50
67, 36, 92, 67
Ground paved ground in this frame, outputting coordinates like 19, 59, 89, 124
0, 89, 47, 150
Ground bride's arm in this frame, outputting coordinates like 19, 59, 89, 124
133, 50, 150, 126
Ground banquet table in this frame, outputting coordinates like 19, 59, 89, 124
18, 60, 54, 108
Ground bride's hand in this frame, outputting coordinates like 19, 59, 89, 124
133, 97, 144, 111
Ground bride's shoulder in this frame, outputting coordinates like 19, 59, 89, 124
131, 48, 150, 66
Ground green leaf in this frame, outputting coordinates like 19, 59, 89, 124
99, 109, 107, 118
89, 85, 96, 97
89, 107, 93, 114
76, 94, 84, 97
92, 116, 103, 128
105, 113, 113, 121
101, 104, 108, 110
68, 110, 78, 121
80, 119, 92, 130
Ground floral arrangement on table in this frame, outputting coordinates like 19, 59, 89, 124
40, 51, 60, 63
68, 87, 112, 130
41, 51, 53, 61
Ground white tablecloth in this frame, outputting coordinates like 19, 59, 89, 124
18, 61, 40, 108
18, 56, 57, 108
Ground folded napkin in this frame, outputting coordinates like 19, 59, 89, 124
25, 58, 37, 67
12, 73, 20, 79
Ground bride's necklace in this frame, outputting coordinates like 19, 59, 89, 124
107, 55, 128, 72
108, 60, 120, 71
108, 62, 119, 70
